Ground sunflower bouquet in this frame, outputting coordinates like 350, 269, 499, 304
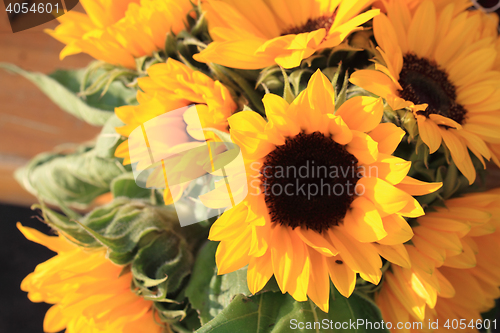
5, 0, 500, 332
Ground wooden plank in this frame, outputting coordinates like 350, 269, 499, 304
0, 4, 102, 206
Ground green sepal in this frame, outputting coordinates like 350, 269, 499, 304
255, 66, 283, 93
38, 197, 195, 303
288, 68, 313, 96
414, 136, 430, 169
79, 198, 180, 263
34, 203, 99, 247
334, 69, 349, 111
279, 66, 296, 104
131, 229, 193, 301
15, 144, 126, 211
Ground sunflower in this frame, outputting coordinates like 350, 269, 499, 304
208, 69, 441, 312
45, 0, 192, 68
350, 0, 500, 184
377, 189, 500, 332
115, 58, 237, 204
18, 223, 166, 333
192, 0, 380, 69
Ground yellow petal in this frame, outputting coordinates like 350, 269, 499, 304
407, 0, 436, 58
294, 228, 338, 257
413, 227, 463, 253
417, 115, 442, 154
306, 69, 336, 115
306, 249, 331, 312
209, 204, 248, 240
17, 223, 73, 253
271, 226, 308, 301
216, 233, 251, 275
358, 177, 415, 216
378, 214, 414, 246
394, 176, 442, 196
428, 114, 461, 130
411, 233, 446, 265
325, 255, 356, 298
247, 252, 274, 295
327, 115, 353, 145
194, 39, 274, 70
349, 69, 398, 101
328, 227, 382, 284
343, 198, 387, 242
365, 154, 411, 185
263, 94, 301, 138
440, 128, 476, 184
336, 96, 384, 133
43, 305, 69, 333
373, 243, 411, 269
369, 123, 405, 154
346, 131, 379, 165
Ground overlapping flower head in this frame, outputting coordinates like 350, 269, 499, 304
350, 0, 500, 184
377, 189, 500, 332
46, 0, 193, 68
193, 0, 380, 69
18, 223, 165, 333
114, 58, 237, 204
209, 70, 442, 312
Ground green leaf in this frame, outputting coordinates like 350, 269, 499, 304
110, 172, 151, 199
186, 241, 252, 325
94, 114, 125, 158
197, 288, 389, 333
0, 63, 136, 126
185, 241, 220, 325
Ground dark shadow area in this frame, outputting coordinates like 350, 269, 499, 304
0, 203, 54, 332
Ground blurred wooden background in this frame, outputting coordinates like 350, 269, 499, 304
0, 3, 100, 206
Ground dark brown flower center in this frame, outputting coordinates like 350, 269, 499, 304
260, 131, 361, 233
398, 53, 467, 125
281, 13, 336, 36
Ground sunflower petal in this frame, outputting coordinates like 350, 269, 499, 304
306, 249, 330, 312
346, 131, 379, 164
325, 255, 356, 298
369, 123, 405, 154
373, 243, 411, 269
336, 96, 384, 133
247, 252, 274, 295
343, 198, 387, 243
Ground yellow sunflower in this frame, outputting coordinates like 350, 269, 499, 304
45, 0, 192, 68
114, 58, 237, 204
350, 0, 500, 184
18, 223, 166, 333
209, 69, 441, 312
193, 0, 380, 69
377, 189, 500, 332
